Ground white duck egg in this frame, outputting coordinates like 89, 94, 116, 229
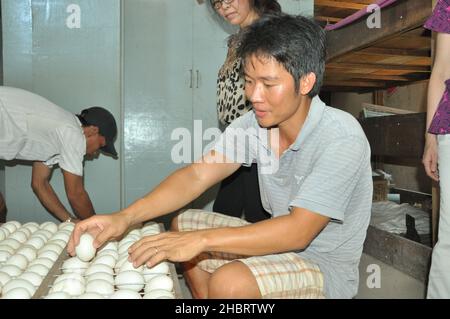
1, 287, 31, 299
0, 250, 12, 263
58, 222, 75, 231
0, 226, 11, 236
54, 273, 85, 286
27, 264, 50, 277
29, 257, 54, 269
86, 272, 114, 284
77, 292, 104, 299
143, 222, 159, 229
143, 289, 175, 299
2, 278, 36, 295
115, 255, 129, 270
75, 233, 96, 262
85, 279, 114, 296
1, 264, 23, 277
22, 222, 40, 232
0, 271, 12, 287
17, 245, 38, 262
51, 232, 71, 242
2, 222, 19, 233
16, 228, 31, 238
44, 291, 71, 299
142, 224, 161, 233
115, 270, 145, 292
85, 264, 114, 276
31, 233, 49, 243
62, 257, 89, 274
97, 249, 119, 261
145, 275, 173, 292
2, 238, 21, 250
26, 237, 46, 250
121, 232, 139, 241
47, 239, 67, 249
118, 241, 135, 255
38, 249, 59, 262
92, 255, 116, 268
40, 222, 58, 233
0, 244, 15, 252
143, 273, 159, 283
39, 243, 63, 255
141, 229, 161, 236
99, 241, 118, 252
8, 221, 22, 229
110, 289, 142, 299
143, 262, 170, 275
18, 272, 43, 287
119, 260, 143, 273
0, 229, 7, 241
35, 229, 54, 240
5, 254, 28, 270
51, 278, 85, 297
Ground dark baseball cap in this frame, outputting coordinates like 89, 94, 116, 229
79, 107, 118, 157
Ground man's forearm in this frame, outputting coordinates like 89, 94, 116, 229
69, 190, 95, 219
201, 216, 301, 256
121, 165, 211, 226
33, 182, 72, 221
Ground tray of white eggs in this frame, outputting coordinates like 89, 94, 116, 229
0, 221, 183, 299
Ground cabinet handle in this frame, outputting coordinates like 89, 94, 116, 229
189, 69, 193, 88
196, 70, 200, 88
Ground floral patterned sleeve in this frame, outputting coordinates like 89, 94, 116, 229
424, 0, 450, 34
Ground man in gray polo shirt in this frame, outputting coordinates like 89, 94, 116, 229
68, 14, 372, 299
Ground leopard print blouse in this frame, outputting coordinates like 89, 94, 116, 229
217, 35, 252, 126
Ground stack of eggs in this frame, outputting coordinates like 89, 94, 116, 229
44, 222, 176, 299
0, 221, 74, 299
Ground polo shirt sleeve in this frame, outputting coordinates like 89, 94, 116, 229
290, 135, 370, 221
206, 112, 257, 167
53, 127, 86, 176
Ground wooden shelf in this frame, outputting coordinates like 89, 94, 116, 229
316, 0, 433, 91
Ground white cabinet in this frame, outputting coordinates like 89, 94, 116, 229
123, 0, 229, 210
123, 0, 314, 211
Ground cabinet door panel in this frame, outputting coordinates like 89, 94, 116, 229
123, 0, 193, 205
191, 3, 231, 210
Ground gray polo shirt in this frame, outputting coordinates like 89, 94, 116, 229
212, 96, 372, 298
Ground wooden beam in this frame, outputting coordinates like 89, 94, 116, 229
315, 15, 342, 23
315, 0, 367, 10
326, 0, 432, 61
326, 62, 430, 72
323, 80, 386, 88
359, 47, 430, 57
325, 72, 412, 82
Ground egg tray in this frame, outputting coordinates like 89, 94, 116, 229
31, 223, 184, 299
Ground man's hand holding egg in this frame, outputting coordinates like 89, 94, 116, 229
75, 233, 97, 261
67, 213, 131, 256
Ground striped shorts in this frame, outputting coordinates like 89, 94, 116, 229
177, 209, 325, 299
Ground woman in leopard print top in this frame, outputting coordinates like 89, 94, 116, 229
210, 0, 281, 223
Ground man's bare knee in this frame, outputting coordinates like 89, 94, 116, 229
208, 261, 261, 299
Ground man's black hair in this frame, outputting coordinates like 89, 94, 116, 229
236, 13, 327, 97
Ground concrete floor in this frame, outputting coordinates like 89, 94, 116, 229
356, 253, 426, 299
176, 253, 427, 299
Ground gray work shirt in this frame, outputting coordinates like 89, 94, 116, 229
211, 96, 373, 298
0, 86, 86, 176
